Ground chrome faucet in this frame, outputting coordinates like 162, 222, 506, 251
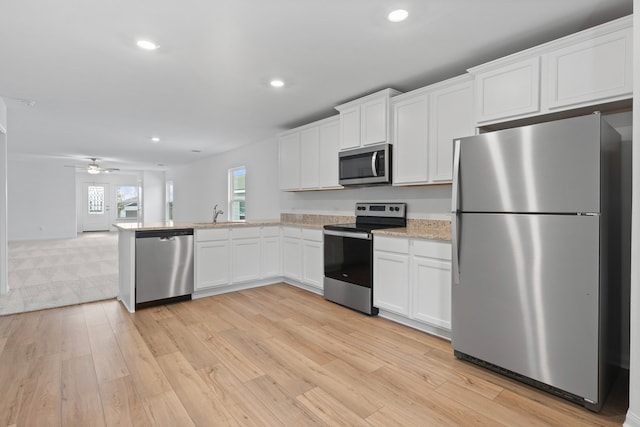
213, 204, 224, 223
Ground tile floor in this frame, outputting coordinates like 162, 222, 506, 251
0, 231, 118, 315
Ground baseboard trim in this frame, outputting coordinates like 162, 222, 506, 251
624, 409, 640, 427
378, 309, 452, 341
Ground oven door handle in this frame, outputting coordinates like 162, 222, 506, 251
323, 229, 372, 240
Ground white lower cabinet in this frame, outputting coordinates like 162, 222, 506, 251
282, 227, 302, 280
195, 226, 282, 291
261, 227, 281, 279
374, 235, 452, 332
281, 226, 324, 292
195, 229, 230, 290
301, 228, 323, 291
230, 228, 261, 283
411, 240, 452, 330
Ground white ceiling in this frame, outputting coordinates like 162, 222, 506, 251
0, 0, 632, 172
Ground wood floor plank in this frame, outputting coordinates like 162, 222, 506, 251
60, 310, 92, 361
112, 321, 172, 399
157, 315, 220, 370
240, 375, 324, 426
142, 390, 196, 427
258, 336, 383, 419
99, 376, 151, 427
16, 354, 62, 427
61, 354, 106, 427
156, 351, 240, 426
0, 345, 32, 426
297, 386, 373, 427
188, 322, 263, 383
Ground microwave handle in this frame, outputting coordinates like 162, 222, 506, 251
371, 152, 378, 177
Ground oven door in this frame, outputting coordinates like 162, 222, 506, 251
323, 229, 372, 288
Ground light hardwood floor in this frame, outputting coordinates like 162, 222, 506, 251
0, 283, 628, 426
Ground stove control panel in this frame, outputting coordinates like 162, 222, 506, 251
354, 202, 406, 218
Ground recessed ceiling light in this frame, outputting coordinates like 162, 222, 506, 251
270, 79, 285, 88
388, 9, 409, 22
136, 40, 159, 50
191, 150, 201, 153
150, 137, 160, 143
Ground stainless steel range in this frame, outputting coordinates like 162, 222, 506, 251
323, 202, 406, 315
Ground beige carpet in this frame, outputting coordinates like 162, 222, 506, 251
1, 231, 118, 315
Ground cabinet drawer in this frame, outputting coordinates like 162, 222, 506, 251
282, 227, 302, 238
413, 239, 451, 261
301, 228, 323, 242
374, 236, 409, 254
262, 226, 280, 238
230, 227, 260, 239
196, 228, 229, 242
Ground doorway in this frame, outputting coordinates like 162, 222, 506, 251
83, 182, 111, 231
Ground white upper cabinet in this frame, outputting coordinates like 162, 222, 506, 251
300, 126, 320, 189
278, 132, 301, 191
392, 75, 474, 186
336, 88, 401, 151
428, 77, 475, 182
318, 119, 341, 189
473, 57, 541, 124
470, 15, 632, 126
546, 25, 632, 110
278, 116, 342, 191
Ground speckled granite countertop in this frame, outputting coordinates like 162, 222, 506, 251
373, 219, 451, 241
113, 220, 281, 231
114, 215, 451, 240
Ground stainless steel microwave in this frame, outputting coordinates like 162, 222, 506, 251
338, 143, 391, 186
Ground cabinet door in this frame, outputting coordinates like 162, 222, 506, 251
279, 132, 301, 190
429, 80, 474, 182
261, 236, 281, 278
361, 97, 387, 146
373, 251, 410, 316
300, 126, 320, 189
282, 237, 301, 280
231, 238, 261, 283
318, 119, 341, 188
302, 240, 323, 290
475, 57, 540, 124
339, 106, 360, 150
412, 256, 451, 330
392, 94, 429, 185
195, 240, 229, 289
546, 27, 632, 110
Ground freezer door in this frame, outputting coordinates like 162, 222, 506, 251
452, 213, 600, 402
458, 114, 601, 213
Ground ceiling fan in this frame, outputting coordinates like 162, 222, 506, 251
65, 158, 120, 174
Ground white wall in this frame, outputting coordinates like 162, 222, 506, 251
0, 97, 6, 130
8, 156, 77, 240
624, 3, 639, 426
142, 170, 165, 223
0, 98, 7, 294
167, 137, 280, 222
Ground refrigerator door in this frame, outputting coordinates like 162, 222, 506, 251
452, 213, 600, 402
457, 114, 601, 214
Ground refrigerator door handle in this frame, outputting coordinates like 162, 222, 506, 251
451, 139, 461, 286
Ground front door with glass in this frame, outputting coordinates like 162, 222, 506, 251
83, 182, 110, 231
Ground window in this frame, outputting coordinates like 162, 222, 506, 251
116, 185, 139, 219
229, 166, 246, 221
87, 185, 105, 214
166, 180, 174, 221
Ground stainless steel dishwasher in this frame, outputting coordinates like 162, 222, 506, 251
135, 228, 194, 309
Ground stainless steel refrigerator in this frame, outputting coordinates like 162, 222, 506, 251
451, 112, 621, 412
